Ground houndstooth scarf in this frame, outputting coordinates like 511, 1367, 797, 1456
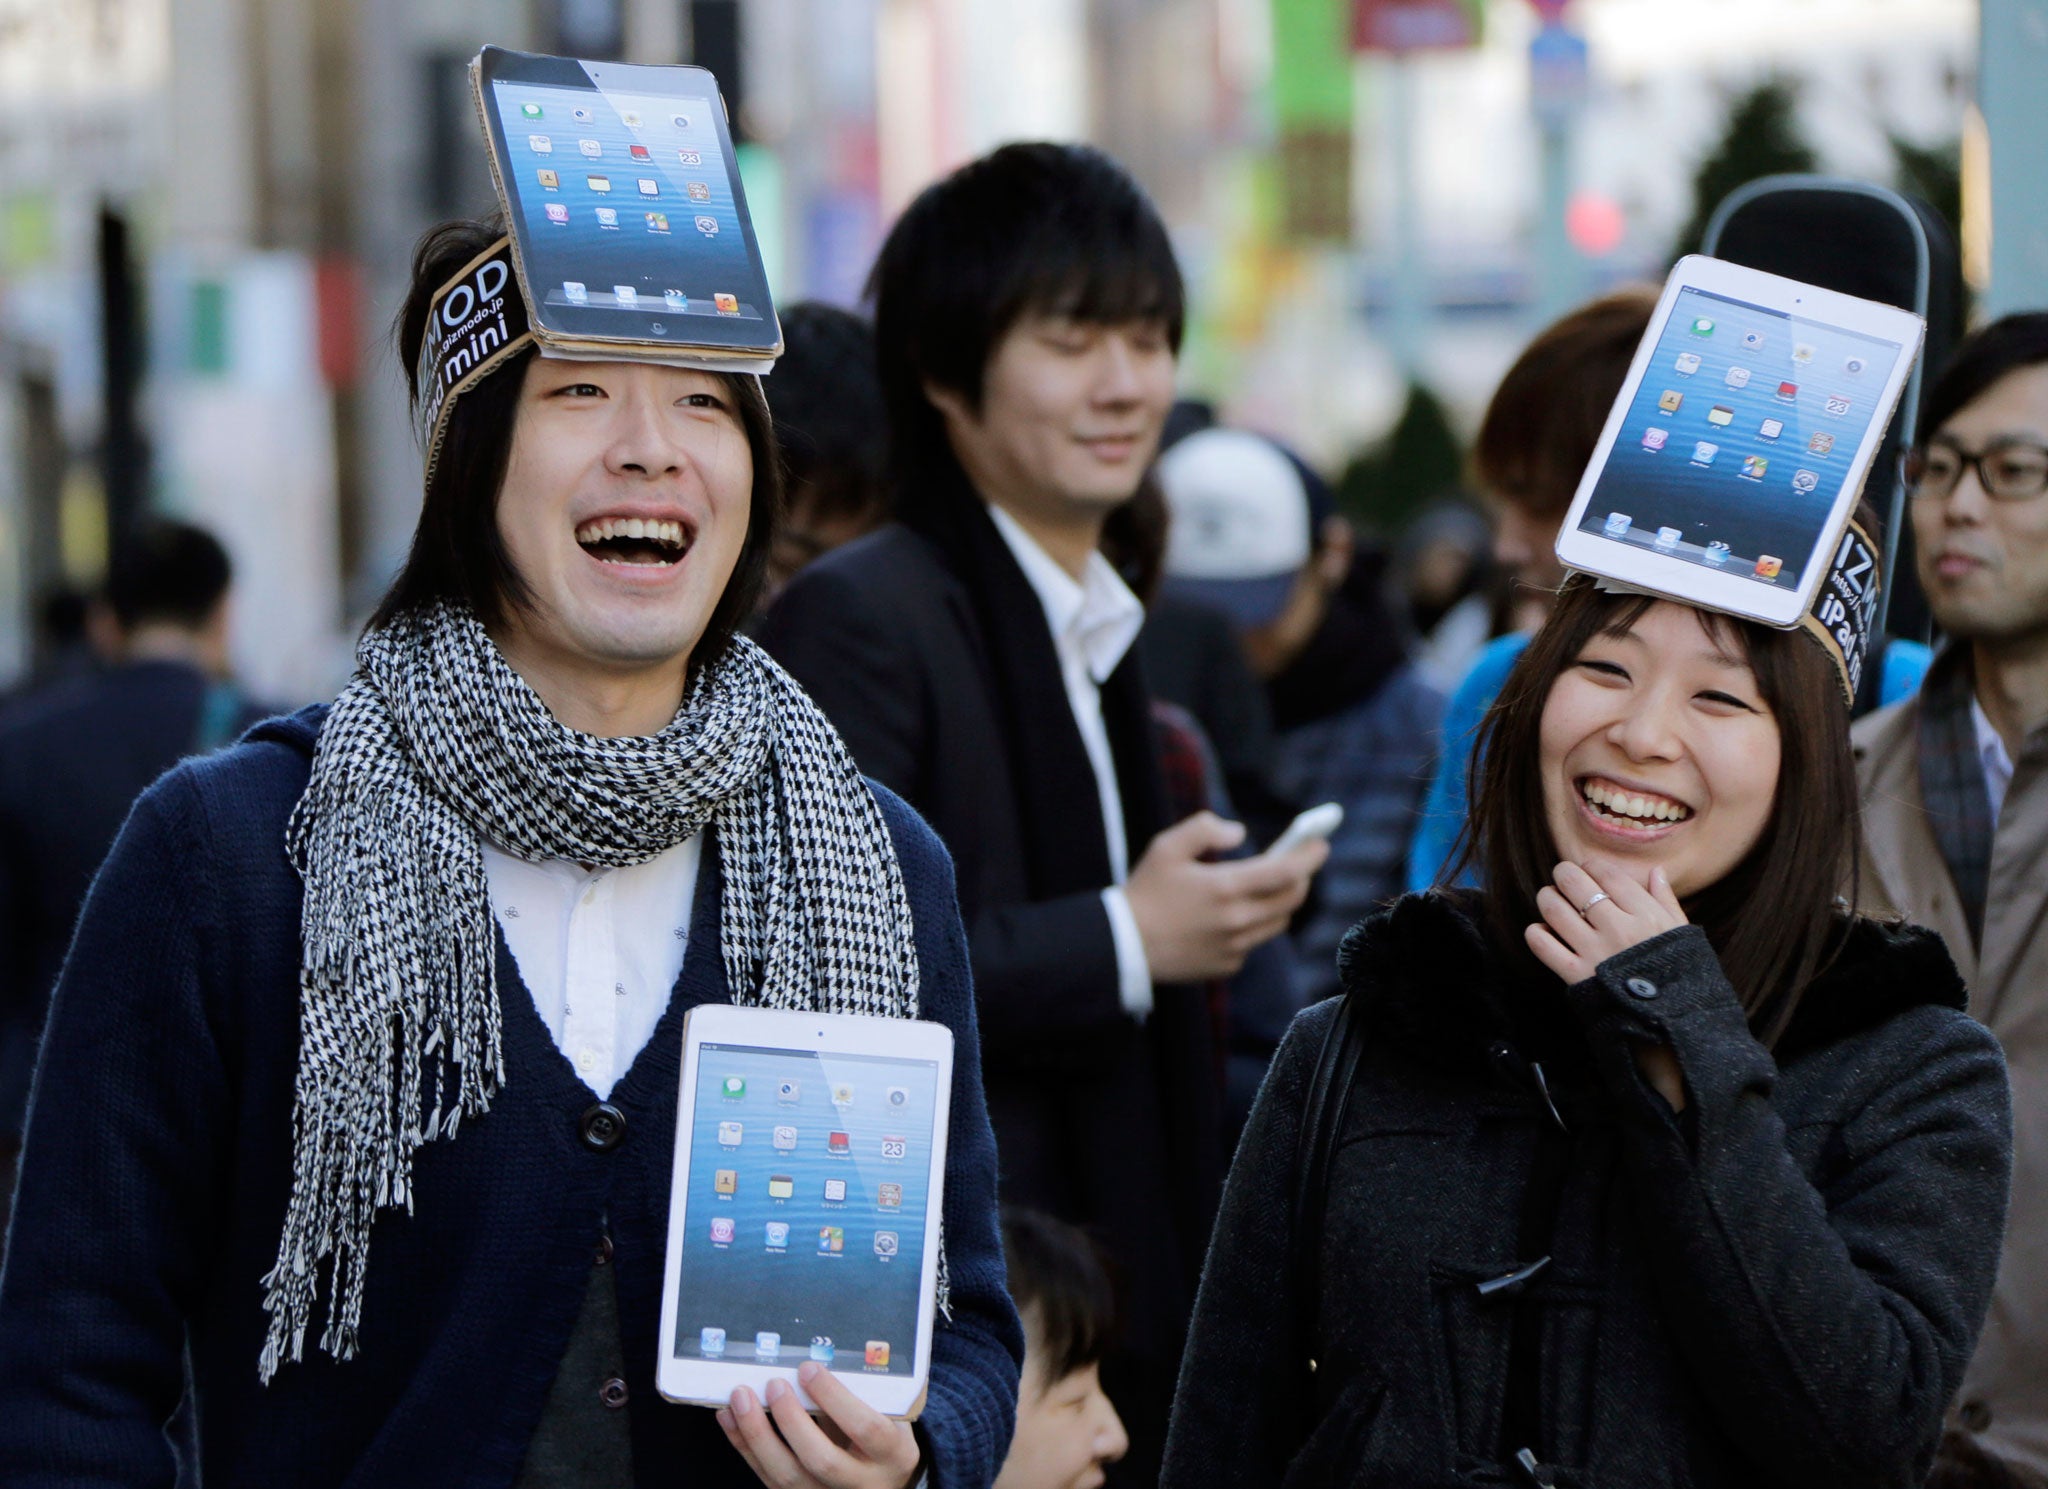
260, 602, 924, 1380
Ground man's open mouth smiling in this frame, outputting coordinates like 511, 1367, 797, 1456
574, 515, 694, 567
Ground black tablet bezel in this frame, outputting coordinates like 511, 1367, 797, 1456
472, 46, 782, 358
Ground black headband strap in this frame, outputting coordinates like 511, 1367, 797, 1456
1799, 518, 1880, 706
414, 236, 535, 482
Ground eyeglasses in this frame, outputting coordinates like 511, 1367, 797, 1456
1904, 437, 2048, 502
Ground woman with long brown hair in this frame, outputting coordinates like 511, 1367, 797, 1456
1161, 574, 2012, 1488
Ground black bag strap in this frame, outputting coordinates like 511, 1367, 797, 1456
1287, 989, 1369, 1430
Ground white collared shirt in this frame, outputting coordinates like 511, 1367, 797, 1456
1971, 697, 2017, 825
482, 834, 704, 1097
985, 503, 1155, 1016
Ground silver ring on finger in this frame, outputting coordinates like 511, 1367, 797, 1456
1580, 891, 1610, 913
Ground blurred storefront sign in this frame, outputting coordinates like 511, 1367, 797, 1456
150, 252, 345, 703
1530, 18, 1591, 323
1351, 0, 1477, 54
1277, 130, 1353, 244
1979, 0, 2048, 317
804, 191, 881, 310
1529, 21, 1588, 129
1275, 0, 1354, 245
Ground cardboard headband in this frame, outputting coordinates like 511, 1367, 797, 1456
412, 49, 782, 483
415, 236, 534, 486
1796, 517, 1880, 706
1587, 515, 1878, 707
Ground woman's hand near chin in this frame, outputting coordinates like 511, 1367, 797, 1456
1528, 855, 1691, 1111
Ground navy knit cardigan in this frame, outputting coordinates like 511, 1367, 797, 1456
0, 707, 1025, 1487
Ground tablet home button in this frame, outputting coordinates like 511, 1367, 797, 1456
579, 1103, 627, 1151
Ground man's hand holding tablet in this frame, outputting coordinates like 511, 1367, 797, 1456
717, 1362, 922, 1489
659, 1007, 955, 1437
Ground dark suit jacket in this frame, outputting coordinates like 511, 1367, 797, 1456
757, 522, 1222, 1377
0, 661, 265, 1141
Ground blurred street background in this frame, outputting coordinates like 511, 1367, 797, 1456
0, 0, 2037, 702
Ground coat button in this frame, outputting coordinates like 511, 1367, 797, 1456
599, 1376, 630, 1409
1625, 977, 1659, 1000
1960, 1399, 1994, 1432
594, 1233, 615, 1266
579, 1103, 627, 1151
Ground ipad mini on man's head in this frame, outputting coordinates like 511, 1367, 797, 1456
657, 1007, 954, 1418
1554, 255, 1924, 626
471, 45, 781, 358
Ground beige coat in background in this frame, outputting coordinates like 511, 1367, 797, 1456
1855, 688, 2048, 1480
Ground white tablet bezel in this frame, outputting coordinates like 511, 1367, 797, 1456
656, 1005, 955, 1418
1553, 254, 1925, 627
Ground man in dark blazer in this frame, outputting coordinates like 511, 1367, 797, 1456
0, 518, 263, 1221
758, 143, 1325, 1481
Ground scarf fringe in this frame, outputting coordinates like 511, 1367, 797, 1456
263, 610, 923, 1381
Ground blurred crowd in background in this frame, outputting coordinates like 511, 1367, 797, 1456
0, 0, 2009, 704
5, 2, 2048, 1487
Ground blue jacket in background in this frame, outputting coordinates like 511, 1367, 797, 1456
0, 706, 1023, 1488
1406, 630, 1934, 892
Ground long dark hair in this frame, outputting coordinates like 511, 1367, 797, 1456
1460, 578, 1857, 1043
374, 217, 781, 672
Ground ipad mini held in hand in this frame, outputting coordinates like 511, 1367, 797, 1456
1554, 256, 1923, 626
657, 1007, 954, 1417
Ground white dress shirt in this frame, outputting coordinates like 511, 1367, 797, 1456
1972, 696, 2017, 825
985, 503, 1155, 1016
482, 834, 704, 1097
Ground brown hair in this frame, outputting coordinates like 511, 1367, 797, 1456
1461, 578, 1856, 1043
1473, 286, 1659, 520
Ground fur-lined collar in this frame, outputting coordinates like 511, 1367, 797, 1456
1336, 891, 1967, 1073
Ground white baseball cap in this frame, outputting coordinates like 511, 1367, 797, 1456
1157, 428, 1313, 627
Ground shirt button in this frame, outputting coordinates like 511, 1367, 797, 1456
1960, 1400, 1994, 1433
599, 1376, 630, 1409
579, 1103, 627, 1151
1625, 977, 1660, 1000
577, 1048, 597, 1073
595, 1233, 615, 1266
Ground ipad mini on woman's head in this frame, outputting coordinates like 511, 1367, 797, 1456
657, 1006, 954, 1417
1554, 255, 1924, 626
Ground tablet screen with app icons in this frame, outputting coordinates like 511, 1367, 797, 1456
474, 48, 778, 356
1555, 255, 1923, 627
658, 1007, 954, 1417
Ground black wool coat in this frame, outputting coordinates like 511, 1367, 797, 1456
1162, 892, 2012, 1489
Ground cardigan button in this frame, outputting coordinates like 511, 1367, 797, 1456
595, 1233, 615, 1266
579, 1103, 627, 1151
1960, 1399, 1994, 1432
1625, 977, 1660, 1000
599, 1376, 630, 1409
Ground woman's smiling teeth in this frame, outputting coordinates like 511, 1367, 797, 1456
574, 516, 691, 566
1580, 777, 1693, 824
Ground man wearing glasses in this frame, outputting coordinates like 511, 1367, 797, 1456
1856, 312, 2048, 1485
